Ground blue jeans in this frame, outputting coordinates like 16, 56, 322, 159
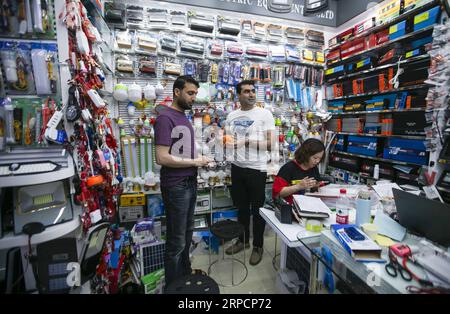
161, 176, 197, 286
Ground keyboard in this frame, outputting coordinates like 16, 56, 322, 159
0, 161, 60, 176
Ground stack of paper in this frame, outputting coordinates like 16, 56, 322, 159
306, 184, 363, 198
372, 182, 402, 199
292, 195, 331, 218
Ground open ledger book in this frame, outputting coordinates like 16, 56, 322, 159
292, 195, 331, 219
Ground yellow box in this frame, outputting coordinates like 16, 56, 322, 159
120, 193, 146, 206
378, 0, 401, 24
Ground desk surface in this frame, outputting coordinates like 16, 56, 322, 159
316, 230, 428, 294
260, 208, 322, 247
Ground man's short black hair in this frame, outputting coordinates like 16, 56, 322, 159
236, 80, 255, 95
173, 75, 199, 96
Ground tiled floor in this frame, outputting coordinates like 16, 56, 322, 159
191, 228, 283, 294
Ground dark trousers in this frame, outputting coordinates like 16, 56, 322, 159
231, 164, 267, 248
161, 176, 197, 286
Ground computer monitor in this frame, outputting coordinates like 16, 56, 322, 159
393, 188, 450, 247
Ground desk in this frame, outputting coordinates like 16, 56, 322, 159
259, 208, 321, 270
299, 230, 428, 294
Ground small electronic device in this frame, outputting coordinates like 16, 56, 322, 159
389, 243, 411, 258
13, 180, 73, 235
305, 0, 329, 14
344, 226, 366, 241
119, 193, 146, 206
118, 206, 145, 222
36, 237, 78, 294
268, 0, 293, 13
274, 196, 292, 224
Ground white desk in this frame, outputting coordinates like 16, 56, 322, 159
259, 208, 322, 270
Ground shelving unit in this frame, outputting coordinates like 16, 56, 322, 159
0, 148, 75, 188
0, 211, 82, 251
326, 25, 434, 67
326, 0, 440, 53
332, 150, 425, 166
334, 132, 425, 140
327, 83, 430, 101
330, 107, 426, 116
326, 54, 430, 83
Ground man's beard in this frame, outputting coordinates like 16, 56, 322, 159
178, 98, 193, 110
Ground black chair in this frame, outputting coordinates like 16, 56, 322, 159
165, 273, 219, 294
208, 219, 248, 287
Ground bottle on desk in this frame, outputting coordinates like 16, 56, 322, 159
336, 188, 349, 224
356, 189, 371, 227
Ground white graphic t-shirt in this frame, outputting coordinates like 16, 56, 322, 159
225, 107, 275, 171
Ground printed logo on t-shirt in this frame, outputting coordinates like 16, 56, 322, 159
230, 118, 254, 136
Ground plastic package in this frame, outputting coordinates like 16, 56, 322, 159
137, 55, 157, 76
285, 27, 305, 44
267, 24, 283, 42
113, 83, 128, 102
116, 30, 133, 51
241, 20, 253, 36
183, 60, 197, 77
246, 44, 268, 60
170, 11, 187, 31
217, 16, 240, 39
253, 22, 266, 40
225, 41, 243, 59
135, 31, 158, 55
188, 11, 214, 35
286, 46, 301, 63
126, 5, 145, 29
270, 45, 286, 63
31, 44, 52, 95
178, 35, 205, 59
159, 33, 178, 56
163, 61, 182, 77
128, 82, 142, 103
147, 8, 169, 29
1, 42, 35, 94
207, 39, 224, 60
116, 54, 134, 73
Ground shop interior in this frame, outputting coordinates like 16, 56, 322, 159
0, 0, 449, 294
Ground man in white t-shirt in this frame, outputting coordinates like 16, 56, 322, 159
224, 80, 275, 266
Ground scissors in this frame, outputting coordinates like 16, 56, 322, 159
385, 250, 412, 281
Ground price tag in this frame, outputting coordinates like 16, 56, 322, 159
356, 60, 365, 68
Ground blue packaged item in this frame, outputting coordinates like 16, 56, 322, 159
328, 100, 345, 113
389, 20, 407, 40
147, 195, 164, 217
383, 138, 428, 165
413, 6, 441, 32
347, 135, 378, 157
335, 134, 346, 151
372, 93, 398, 109
325, 65, 344, 77
405, 48, 421, 59
411, 36, 432, 49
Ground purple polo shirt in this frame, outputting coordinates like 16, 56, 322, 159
154, 106, 197, 188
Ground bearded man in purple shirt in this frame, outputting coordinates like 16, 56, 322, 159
154, 76, 209, 286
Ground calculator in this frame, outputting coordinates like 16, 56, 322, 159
344, 227, 365, 241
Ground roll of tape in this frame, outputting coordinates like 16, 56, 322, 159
306, 219, 323, 232
361, 223, 378, 240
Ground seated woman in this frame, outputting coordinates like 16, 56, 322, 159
272, 138, 325, 205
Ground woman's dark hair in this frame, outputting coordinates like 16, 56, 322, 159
294, 138, 325, 164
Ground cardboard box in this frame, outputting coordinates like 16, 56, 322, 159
331, 224, 383, 262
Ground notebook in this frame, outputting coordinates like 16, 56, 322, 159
292, 195, 331, 218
